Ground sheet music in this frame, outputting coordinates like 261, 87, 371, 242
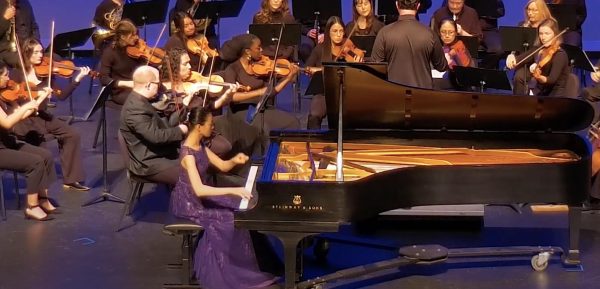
239, 165, 258, 210
431, 69, 447, 79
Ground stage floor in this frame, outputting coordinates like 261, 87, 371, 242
1, 58, 600, 289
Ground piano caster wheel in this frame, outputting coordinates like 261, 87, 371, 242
531, 252, 550, 271
313, 238, 330, 263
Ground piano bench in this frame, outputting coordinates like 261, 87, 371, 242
162, 218, 204, 289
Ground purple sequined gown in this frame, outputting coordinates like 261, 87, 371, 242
170, 145, 277, 289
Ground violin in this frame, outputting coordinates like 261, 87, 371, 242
186, 71, 250, 94
126, 39, 165, 65
34, 56, 99, 78
332, 38, 364, 62
250, 55, 307, 77
0, 80, 57, 102
186, 36, 219, 58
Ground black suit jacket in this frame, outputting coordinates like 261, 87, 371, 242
119, 92, 183, 176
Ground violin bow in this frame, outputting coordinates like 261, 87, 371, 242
13, 29, 34, 102
512, 28, 569, 68
197, 15, 211, 74
47, 20, 55, 90
146, 23, 167, 66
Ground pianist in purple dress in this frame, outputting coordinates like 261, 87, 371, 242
169, 106, 279, 289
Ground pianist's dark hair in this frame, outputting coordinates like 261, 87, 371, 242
322, 16, 345, 63
186, 106, 212, 127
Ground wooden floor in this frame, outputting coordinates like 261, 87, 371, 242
1, 58, 600, 289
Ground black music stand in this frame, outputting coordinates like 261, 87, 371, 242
499, 26, 537, 53
122, 0, 169, 40
304, 71, 323, 96
51, 27, 96, 124
548, 4, 577, 32
249, 24, 301, 48
456, 35, 479, 59
350, 36, 376, 58
292, 0, 342, 30
464, 0, 504, 18
82, 81, 126, 207
376, 0, 430, 23
561, 44, 596, 72
453, 66, 512, 93
193, 0, 245, 46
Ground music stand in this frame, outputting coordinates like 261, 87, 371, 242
350, 36, 376, 58
292, 0, 341, 29
82, 81, 126, 207
50, 27, 96, 123
464, 0, 504, 18
456, 35, 479, 59
122, 0, 169, 40
561, 44, 596, 72
376, 0, 430, 24
499, 26, 537, 53
304, 71, 323, 96
453, 67, 512, 93
249, 24, 301, 47
193, 0, 245, 46
548, 4, 577, 32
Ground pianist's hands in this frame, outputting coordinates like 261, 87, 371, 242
234, 187, 253, 200
230, 153, 249, 165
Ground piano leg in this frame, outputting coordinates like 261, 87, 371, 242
565, 206, 582, 265
261, 231, 320, 289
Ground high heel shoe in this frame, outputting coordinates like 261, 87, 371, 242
38, 197, 62, 214
24, 206, 55, 221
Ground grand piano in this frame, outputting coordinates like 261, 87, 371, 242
234, 63, 593, 289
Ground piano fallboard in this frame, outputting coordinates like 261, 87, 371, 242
235, 130, 590, 224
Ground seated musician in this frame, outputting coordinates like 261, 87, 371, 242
8, 38, 92, 191
582, 61, 600, 103
520, 0, 554, 29
304, 16, 364, 129
92, 0, 123, 50
506, 19, 570, 97
218, 34, 300, 153
170, 106, 279, 289
252, 0, 296, 61
158, 47, 234, 157
433, 18, 473, 90
346, 0, 384, 37
170, 0, 218, 49
0, 64, 59, 221
99, 19, 147, 105
584, 62, 600, 210
430, 0, 482, 45
165, 12, 215, 74
545, 0, 586, 47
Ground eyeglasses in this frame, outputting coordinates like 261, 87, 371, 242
440, 30, 456, 36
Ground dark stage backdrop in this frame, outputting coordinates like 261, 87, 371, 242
30, 0, 600, 51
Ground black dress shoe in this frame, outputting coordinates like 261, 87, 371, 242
63, 182, 91, 191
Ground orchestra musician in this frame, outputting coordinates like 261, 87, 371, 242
169, 106, 280, 289
92, 0, 123, 50
119, 65, 190, 186
0, 63, 58, 221
467, 0, 505, 69
99, 19, 146, 105
158, 48, 235, 158
372, 0, 448, 89
13, 0, 39, 42
170, 0, 218, 49
252, 0, 296, 61
431, 0, 482, 42
304, 16, 364, 129
346, 0, 384, 37
521, 0, 555, 29
582, 61, 600, 103
8, 38, 91, 191
218, 34, 300, 153
545, 0, 586, 47
433, 18, 473, 90
506, 19, 570, 97
164, 12, 212, 73
588, 61, 600, 210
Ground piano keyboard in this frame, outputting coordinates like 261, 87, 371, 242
239, 165, 259, 210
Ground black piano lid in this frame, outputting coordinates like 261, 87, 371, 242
322, 63, 594, 132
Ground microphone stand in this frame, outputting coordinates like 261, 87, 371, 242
249, 23, 285, 156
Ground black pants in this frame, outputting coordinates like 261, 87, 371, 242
12, 114, 84, 184
512, 66, 531, 95
0, 143, 56, 193
145, 162, 180, 186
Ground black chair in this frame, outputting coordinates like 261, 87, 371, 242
115, 131, 164, 231
1, 170, 20, 221
162, 216, 204, 289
